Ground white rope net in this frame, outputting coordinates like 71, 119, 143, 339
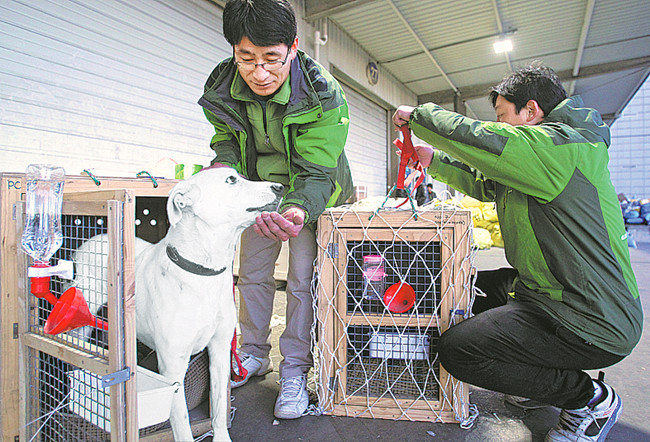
311, 196, 478, 426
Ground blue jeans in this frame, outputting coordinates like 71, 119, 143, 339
438, 268, 624, 409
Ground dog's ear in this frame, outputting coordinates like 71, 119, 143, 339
167, 181, 199, 226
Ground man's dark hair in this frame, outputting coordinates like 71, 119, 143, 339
223, 0, 297, 48
489, 61, 567, 116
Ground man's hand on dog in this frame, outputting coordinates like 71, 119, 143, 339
254, 206, 305, 241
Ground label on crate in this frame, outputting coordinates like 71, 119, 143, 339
368, 332, 429, 360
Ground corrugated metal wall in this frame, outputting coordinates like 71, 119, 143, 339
1, 0, 416, 190
342, 85, 388, 197
1, 0, 226, 177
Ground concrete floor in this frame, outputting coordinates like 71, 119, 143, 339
213, 225, 650, 441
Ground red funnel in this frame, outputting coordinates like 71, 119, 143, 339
383, 282, 416, 313
44, 287, 108, 335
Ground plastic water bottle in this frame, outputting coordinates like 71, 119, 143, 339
362, 255, 386, 300
21, 164, 65, 263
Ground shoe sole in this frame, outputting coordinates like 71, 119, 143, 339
231, 365, 273, 388
274, 402, 308, 420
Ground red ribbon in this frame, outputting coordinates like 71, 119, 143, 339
393, 125, 425, 206
230, 282, 248, 382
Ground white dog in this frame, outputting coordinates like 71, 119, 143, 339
70, 166, 283, 441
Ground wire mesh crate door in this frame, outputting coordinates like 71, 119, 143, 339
18, 197, 134, 441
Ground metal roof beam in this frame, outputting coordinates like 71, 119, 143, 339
304, 0, 377, 21
385, 0, 480, 117
417, 55, 650, 104
385, 0, 458, 94
569, 0, 597, 95
491, 0, 512, 72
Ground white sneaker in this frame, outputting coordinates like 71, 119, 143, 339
274, 375, 309, 419
231, 350, 272, 388
545, 381, 622, 441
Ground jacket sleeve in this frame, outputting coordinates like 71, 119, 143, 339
428, 151, 498, 202
411, 103, 579, 202
203, 108, 243, 172
280, 103, 349, 223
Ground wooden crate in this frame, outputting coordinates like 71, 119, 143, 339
1, 172, 179, 441
315, 206, 473, 423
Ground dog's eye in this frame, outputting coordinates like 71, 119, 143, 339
226, 176, 237, 184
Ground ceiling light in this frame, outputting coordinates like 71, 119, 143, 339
493, 38, 513, 54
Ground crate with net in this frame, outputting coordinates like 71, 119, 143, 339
313, 203, 475, 423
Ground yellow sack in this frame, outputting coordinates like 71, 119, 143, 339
473, 227, 493, 249
488, 223, 504, 248
460, 195, 482, 208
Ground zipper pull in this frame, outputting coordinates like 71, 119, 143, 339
265, 134, 270, 145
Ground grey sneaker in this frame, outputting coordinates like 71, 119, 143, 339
545, 381, 622, 441
274, 375, 309, 419
231, 350, 273, 388
504, 394, 550, 410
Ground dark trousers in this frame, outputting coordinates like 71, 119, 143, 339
438, 268, 624, 409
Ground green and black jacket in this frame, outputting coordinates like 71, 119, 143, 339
198, 50, 353, 224
410, 96, 643, 355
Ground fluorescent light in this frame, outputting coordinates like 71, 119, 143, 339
493, 38, 513, 54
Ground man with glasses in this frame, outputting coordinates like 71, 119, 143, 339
198, 0, 352, 419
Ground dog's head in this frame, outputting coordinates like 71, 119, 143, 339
166, 166, 284, 230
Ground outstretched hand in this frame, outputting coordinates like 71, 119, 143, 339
253, 206, 305, 241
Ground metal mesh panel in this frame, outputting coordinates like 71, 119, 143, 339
28, 215, 110, 357
25, 350, 110, 441
346, 325, 440, 400
346, 239, 441, 315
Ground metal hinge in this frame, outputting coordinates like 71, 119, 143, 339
327, 243, 338, 259
13, 323, 18, 339
102, 368, 131, 388
329, 376, 338, 392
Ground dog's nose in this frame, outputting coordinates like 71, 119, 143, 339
271, 184, 284, 196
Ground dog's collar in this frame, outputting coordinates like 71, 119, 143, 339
166, 245, 226, 276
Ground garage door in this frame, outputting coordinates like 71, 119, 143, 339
0, 0, 228, 177
342, 85, 388, 198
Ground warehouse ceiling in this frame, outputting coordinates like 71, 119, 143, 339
304, 0, 650, 124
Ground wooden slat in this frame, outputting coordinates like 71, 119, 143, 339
323, 208, 469, 230
107, 200, 127, 441
340, 314, 440, 328
331, 404, 460, 423
121, 193, 138, 441
15, 203, 29, 442
1, 175, 25, 441
22, 333, 110, 375
316, 215, 336, 411
62, 200, 110, 216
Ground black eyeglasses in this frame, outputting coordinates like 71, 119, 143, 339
233, 49, 290, 72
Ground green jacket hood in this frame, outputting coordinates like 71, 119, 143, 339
545, 96, 611, 148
